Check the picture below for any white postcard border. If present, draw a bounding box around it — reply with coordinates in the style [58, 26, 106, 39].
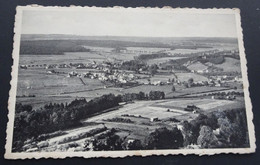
[5, 6, 256, 159]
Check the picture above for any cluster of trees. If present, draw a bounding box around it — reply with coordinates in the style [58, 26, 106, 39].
[90, 127, 184, 151]
[198, 55, 225, 64]
[90, 128, 123, 151]
[203, 71, 241, 77]
[120, 60, 159, 75]
[120, 60, 147, 72]
[106, 117, 134, 123]
[181, 78, 194, 88]
[145, 127, 184, 149]
[206, 91, 244, 97]
[181, 108, 249, 148]
[165, 59, 189, 71]
[148, 64, 159, 76]
[136, 53, 170, 60]
[13, 94, 121, 152]
[120, 91, 165, 102]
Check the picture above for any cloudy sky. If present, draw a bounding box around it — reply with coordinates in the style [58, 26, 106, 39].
[21, 8, 238, 38]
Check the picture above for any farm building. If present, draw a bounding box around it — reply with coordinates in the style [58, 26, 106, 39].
[184, 105, 200, 112]
[150, 117, 159, 122]
[20, 65, 27, 69]
[68, 71, 78, 77]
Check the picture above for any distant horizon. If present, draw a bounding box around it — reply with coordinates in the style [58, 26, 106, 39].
[21, 34, 238, 39]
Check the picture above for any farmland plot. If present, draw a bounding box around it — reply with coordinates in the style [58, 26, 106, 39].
[60, 87, 123, 99]
[175, 72, 208, 82]
[84, 99, 189, 123]
[17, 70, 105, 96]
[156, 98, 241, 111]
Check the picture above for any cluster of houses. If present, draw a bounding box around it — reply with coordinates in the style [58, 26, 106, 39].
[20, 64, 47, 69]
[209, 75, 243, 85]
[67, 69, 138, 84]
[176, 75, 242, 88]
[20, 60, 120, 71]
[211, 95, 236, 100]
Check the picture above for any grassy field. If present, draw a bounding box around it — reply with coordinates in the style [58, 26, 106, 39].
[146, 57, 186, 65]
[81, 97, 237, 123]
[17, 69, 105, 95]
[19, 52, 106, 65]
[155, 98, 238, 110]
[150, 74, 177, 82]
[215, 57, 241, 72]
[175, 72, 208, 82]
[17, 67, 108, 107]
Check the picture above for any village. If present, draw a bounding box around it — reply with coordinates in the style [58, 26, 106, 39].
[14, 37, 247, 153]
[19, 48, 242, 92]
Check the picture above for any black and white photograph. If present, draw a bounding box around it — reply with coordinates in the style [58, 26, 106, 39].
[5, 6, 255, 159]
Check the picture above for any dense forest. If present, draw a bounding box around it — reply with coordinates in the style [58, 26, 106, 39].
[20, 40, 90, 55]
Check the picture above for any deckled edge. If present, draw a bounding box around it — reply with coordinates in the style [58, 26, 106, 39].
[234, 7, 256, 153]
[4, 5, 256, 160]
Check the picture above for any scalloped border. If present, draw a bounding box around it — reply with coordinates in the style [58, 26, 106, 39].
[4, 5, 256, 159]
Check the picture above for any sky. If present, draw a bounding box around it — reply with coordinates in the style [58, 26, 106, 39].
[21, 8, 238, 38]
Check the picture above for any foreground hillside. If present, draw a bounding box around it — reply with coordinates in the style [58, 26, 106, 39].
[13, 92, 249, 152]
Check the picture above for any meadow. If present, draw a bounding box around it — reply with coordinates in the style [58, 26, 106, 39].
[215, 57, 241, 72]
[175, 72, 208, 82]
